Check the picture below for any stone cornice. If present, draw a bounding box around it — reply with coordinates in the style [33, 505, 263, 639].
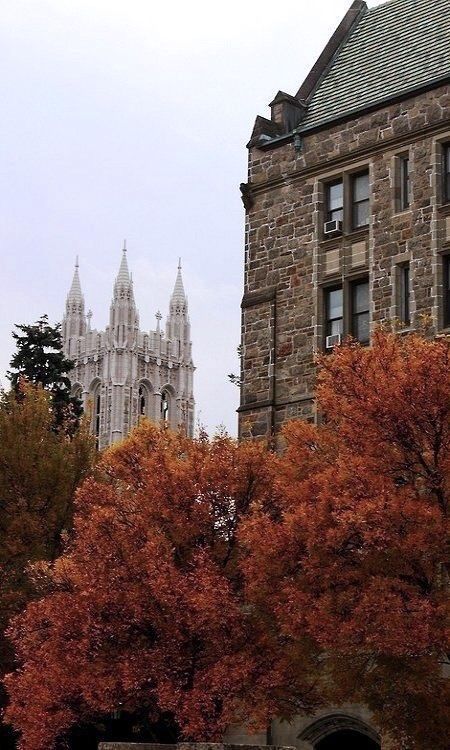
[247, 118, 450, 199]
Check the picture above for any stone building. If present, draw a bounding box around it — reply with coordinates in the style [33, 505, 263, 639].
[62, 245, 195, 448]
[237, 0, 450, 746]
[239, 0, 450, 445]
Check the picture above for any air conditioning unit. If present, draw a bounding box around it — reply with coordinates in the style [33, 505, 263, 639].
[324, 219, 343, 236]
[326, 333, 342, 349]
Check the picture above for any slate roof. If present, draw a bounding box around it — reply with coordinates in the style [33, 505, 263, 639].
[299, 0, 450, 131]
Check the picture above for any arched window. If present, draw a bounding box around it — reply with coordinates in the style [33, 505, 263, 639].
[95, 392, 101, 436]
[71, 384, 83, 413]
[90, 382, 101, 447]
[161, 390, 170, 423]
[137, 382, 153, 422]
[139, 386, 146, 416]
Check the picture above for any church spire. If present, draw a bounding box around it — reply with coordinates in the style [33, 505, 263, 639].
[171, 258, 187, 305]
[109, 242, 139, 339]
[62, 256, 86, 355]
[67, 256, 84, 303]
[115, 241, 131, 290]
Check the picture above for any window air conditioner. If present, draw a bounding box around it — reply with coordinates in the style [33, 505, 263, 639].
[324, 219, 343, 236]
[325, 333, 342, 349]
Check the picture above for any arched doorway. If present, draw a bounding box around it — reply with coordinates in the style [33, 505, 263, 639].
[316, 728, 380, 750]
[298, 713, 380, 750]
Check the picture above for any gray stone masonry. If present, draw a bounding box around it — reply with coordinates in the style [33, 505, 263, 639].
[239, 83, 450, 441]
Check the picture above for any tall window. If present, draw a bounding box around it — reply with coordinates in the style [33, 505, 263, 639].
[352, 172, 370, 229]
[325, 287, 344, 337]
[444, 145, 450, 203]
[91, 385, 101, 447]
[398, 263, 410, 325]
[400, 157, 411, 210]
[161, 391, 169, 423]
[444, 256, 450, 327]
[138, 386, 146, 418]
[326, 180, 344, 223]
[351, 280, 370, 343]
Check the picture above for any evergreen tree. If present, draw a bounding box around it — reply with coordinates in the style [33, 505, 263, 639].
[8, 315, 82, 432]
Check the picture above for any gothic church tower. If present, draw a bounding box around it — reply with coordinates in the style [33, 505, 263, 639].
[62, 245, 195, 448]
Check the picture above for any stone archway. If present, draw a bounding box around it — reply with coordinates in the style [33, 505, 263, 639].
[298, 713, 380, 750]
[316, 728, 380, 750]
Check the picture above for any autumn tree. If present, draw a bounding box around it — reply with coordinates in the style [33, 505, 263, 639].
[8, 315, 82, 432]
[4, 423, 314, 750]
[0, 386, 95, 749]
[242, 330, 450, 749]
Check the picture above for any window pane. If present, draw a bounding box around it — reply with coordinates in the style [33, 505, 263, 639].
[444, 146, 450, 202]
[400, 265, 410, 323]
[445, 257, 450, 327]
[329, 207, 344, 223]
[353, 281, 369, 313]
[401, 158, 410, 209]
[328, 182, 343, 211]
[354, 199, 369, 228]
[330, 318, 343, 336]
[353, 172, 369, 202]
[354, 312, 370, 343]
[327, 288, 343, 319]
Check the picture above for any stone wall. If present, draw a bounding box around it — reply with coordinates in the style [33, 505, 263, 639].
[239, 83, 450, 440]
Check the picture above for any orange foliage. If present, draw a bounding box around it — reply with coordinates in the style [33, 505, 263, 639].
[5, 332, 450, 750]
[242, 331, 450, 748]
[4, 425, 282, 750]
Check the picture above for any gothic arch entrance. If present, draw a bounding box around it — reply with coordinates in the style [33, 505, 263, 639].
[316, 729, 380, 750]
[298, 714, 380, 750]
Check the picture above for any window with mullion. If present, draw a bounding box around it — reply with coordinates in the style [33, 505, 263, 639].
[444, 146, 450, 203]
[325, 287, 344, 338]
[352, 172, 370, 229]
[444, 256, 450, 327]
[400, 157, 411, 210]
[326, 180, 344, 223]
[351, 280, 370, 343]
[398, 263, 410, 326]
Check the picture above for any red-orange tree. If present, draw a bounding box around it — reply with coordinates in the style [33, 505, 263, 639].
[242, 331, 450, 749]
[5, 424, 310, 750]
[0, 385, 94, 749]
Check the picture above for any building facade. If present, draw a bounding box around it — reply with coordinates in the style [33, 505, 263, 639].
[62, 246, 195, 448]
[238, 0, 450, 746]
[239, 0, 450, 445]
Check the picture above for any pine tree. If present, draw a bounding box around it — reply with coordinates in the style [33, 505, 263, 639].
[8, 315, 81, 432]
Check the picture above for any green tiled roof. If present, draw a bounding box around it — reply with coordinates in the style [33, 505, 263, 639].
[300, 0, 450, 131]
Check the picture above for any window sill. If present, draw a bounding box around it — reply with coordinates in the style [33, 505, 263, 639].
[347, 227, 369, 239]
[319, 227, 369, 246]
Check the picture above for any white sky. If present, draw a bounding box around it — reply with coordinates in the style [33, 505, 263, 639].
[0, 0, 385, 434]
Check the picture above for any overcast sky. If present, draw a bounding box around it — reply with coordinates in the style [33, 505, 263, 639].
[1, 0, 384, 434]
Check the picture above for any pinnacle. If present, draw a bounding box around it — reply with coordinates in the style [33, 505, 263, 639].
[67, 257, 84, 303]
[172, 259, 186, 303]
[116, 243, 131, 287]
